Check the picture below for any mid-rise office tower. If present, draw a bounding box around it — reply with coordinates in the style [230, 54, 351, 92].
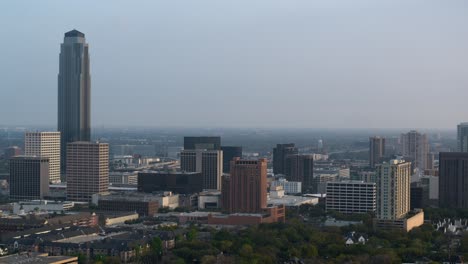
[284, 154, 314, 192]
[369, 136, 385, 168]
[439, 152, 468, 208]
[58, 30, 91, 172]
[400, 130, 429, 170]
[222, 158, 267, 213]
[184, 136, 221, 150]
[273, 143, 298, 175]
[9, 156, 49, 200]
[376, 159, 411, 220]
[25, 132, 61, 183]
[180, 149, 223, 190]
[221, 146, 242, 173]
[457, 123, 468, 152]
[66, 142, 108, 202]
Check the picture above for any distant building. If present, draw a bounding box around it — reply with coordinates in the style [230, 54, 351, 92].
[184, 136, 221, 150]
[376, 159, 411, 220]
[198, 190, 221, 209]
[312, 173, 338, 194]
[66, 142, 109, 202]
[109, 171, 138, 185]
[284, 154, 314, 192]
[9, 156, 50, 201]
[222, 158, 267, 213]
[272, 143, 298, 175]
[270, 178, 302, 194]
[207, 205, 286, 226]
[137, 171, 203, 194]
[180, 149, 223, 190]
[221, 146, 242, 173]
[268, 186, 319, 207]
[93, 192, 159, 216]
[326, 181, 376, 214]
[58, 30, 91, 172]
[439, 152, 468, 208]
[457, 122, 468, 152]
[400, 130, 429, 170]
[25, 131, 61, 183]
[358, 171, 376, 183]
[369, 136, 385, 168]
[3, 146, 21, 159]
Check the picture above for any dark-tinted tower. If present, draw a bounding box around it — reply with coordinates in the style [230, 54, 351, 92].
[58, 29, 91, 172]
[273, 143, 298, 175]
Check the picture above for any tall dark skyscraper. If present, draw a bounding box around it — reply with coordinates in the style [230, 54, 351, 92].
[58, 29, 91, 172]
[369, 136, 385, 168]
[184, 136, 221, 150]
[273, 143, 298, 175]
[221, 146, 242, 173]
[439, 152, 468, 209]
[285, 154, 314, 192]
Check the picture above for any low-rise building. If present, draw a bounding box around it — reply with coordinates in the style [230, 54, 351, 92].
[373, 209, 424, 232]
[198, 191, 221, 209]
[270, 178, 302, 194]
[93, 192, 159, 216]
[207, 205, 286, 226]
[12, 200, 75, 214]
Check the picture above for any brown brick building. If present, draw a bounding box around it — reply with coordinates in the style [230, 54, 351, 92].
[222, 158, 267, 213]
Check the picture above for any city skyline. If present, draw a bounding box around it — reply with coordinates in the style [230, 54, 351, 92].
[1, 1, 468, 129]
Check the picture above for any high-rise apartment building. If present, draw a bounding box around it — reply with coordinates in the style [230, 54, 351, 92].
[58, 30, 91, 172]
[400, 130, 429, 170]
[284, 154, 314, 192]
[439, 152, 468, 208]
[9, 156, 49, 200]
[457, 123, 468, 152]
[222, 158, 267, 213]
[180, 149, 223, 190]
[376, 159, 411, 220]
[369, 136, 385, 168]
[184, 136, 221, 150]
[326, 181, 376, 214]
[25, 132, 61, 183]
[221, 146, 242, 173]
[273, 143, 298, 175]
[66, 142, 108, 202]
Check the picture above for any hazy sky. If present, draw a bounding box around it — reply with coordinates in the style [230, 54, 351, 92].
[1, 1, 468, 129]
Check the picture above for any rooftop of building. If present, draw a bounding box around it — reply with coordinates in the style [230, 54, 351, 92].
[0, 253, 77, 264]
[65, 29, 84, 38]
[268, 195, 319, 207]
[98, 191, 175, 201]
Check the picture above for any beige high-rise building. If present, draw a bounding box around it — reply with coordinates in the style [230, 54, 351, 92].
[400, 130, 429, 170]
[180, 149, 223, 190]
[66, 142, 109, 202]
[376, 159, 411, 220]
[25, 132, 61, 183]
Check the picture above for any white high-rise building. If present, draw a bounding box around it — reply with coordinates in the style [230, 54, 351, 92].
[376, 159, 411, 220]
[326, 181, 376, 214]
[25, 132, 61, 183]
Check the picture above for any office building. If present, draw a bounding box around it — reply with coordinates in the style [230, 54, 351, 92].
[25, 132, 61, 183]
[458, 123, 468, 152]
[326, 181, 376, 214]
[94, 192, 159, 216]
[272, 143, 298, 175]
[270, 178, 302, 194]
[284, 154, 314, 192]
[369, 136, 385, 168]
[58, 30, 91, 172]
[184, 136, 221, 150]
[439, 152, 468, 208]
[3, 146, 21, 159]
[9, 156, 49, 200]
[376, 159, 411, 220]
[221, 146, 242, 173]
[400, 130, 429, 170]
[180, 149, 223, 190]
[66, 142, 109, 202]
[222, 158, 267, 213]
[137, 171, 203, 194]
